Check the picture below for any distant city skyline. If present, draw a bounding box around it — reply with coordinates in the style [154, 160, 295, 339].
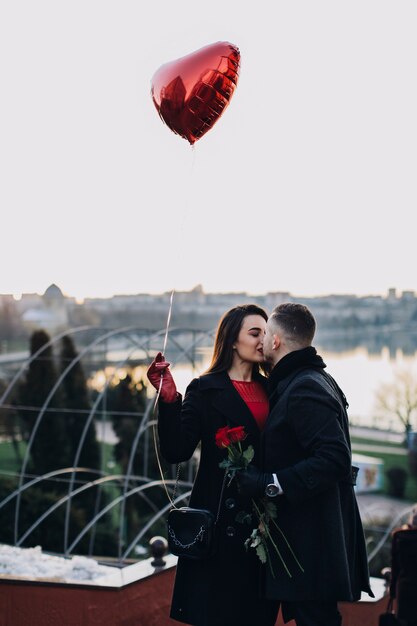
[3, 281, 416, 343]
[1, 2, 416, 303]
[1, 282, 415, 303]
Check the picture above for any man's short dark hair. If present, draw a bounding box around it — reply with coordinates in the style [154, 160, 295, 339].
[270, 303, 316, 346]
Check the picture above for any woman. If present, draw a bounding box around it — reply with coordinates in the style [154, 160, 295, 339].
[147, 304, 279, 626]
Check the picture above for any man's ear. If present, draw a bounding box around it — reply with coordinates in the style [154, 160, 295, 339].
[272, 334, 281, 350]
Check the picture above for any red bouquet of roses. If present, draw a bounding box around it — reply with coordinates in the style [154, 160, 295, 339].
[215, 426, 254, 485]
[215, 425, 304, 579]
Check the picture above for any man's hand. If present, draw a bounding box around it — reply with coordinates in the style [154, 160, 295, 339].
[237, 465, 273, 498]
[146, 352, 178, 403]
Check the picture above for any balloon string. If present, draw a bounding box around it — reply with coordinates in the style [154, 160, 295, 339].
[152, 287, 177, 508]
[162, 287, 175, 355]
[154, 286, 174, 399]
[151, 147, 196, 508]
[159, 145, 195, 358]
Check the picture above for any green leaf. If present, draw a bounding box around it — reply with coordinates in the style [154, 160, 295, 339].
[242, 445, 255, 464]
[256, 543, 268, 564]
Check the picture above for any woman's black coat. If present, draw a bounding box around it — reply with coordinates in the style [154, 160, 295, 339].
[158, 371, 278, 626]
[261, 354, 374, 602]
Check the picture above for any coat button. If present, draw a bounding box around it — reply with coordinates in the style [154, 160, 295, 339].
[225, 498, 236, 510]
[226, 526, 236, 537]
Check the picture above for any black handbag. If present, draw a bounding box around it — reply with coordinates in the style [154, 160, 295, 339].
[166, 466, 227, 560]
[167, 507, 216, 559]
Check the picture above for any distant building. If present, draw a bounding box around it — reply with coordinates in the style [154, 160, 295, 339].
[20, 284, 69, 334]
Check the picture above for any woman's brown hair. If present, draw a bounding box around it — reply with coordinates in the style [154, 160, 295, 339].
[205, 304, 268, 375]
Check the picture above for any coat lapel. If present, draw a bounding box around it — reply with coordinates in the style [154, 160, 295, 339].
[199, 371, 263, 438]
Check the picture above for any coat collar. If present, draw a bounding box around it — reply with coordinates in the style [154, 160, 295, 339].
[198, 370, 266, 436]
[268, 365, 323, 410]
[267, 347, 326, 409]
[268, 347, 325, 391]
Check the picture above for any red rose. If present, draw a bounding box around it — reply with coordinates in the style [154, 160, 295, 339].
[228, 426, 247, 443]
[215, 426, 231, 448]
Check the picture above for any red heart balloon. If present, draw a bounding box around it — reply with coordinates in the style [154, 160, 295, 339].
[151, 41, 240, 145]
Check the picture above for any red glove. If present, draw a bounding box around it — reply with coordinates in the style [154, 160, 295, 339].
[146, 352, 178, 403]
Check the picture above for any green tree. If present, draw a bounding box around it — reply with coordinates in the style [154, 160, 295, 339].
[58, 334, 103, 536]
[0, 378, 22, 464]
[109, 373, 147, 475]
[17, 330, 70, 481]
[59, 335, 100, 471]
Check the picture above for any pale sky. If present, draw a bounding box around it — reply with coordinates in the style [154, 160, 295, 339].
[1, 1, 416, 301]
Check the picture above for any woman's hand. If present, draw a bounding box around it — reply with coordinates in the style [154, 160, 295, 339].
[146, 352, 178, 403]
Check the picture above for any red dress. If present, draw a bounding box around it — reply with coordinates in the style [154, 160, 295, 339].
[231, 380, 269, 430]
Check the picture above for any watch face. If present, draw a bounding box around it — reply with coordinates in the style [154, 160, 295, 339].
[265, 483, 279, 497]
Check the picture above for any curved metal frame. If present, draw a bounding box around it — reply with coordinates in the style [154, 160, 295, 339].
[17, 474, 184, 548]
[14, 326, 164, 543]
[0, 325, 215, 559]
[66, 480, 192, 555]
[62, 329, 166, 554]
[0, 467, 103, 511]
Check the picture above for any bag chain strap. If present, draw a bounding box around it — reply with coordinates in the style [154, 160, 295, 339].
[168, 524, 207, 550]
[170, 462, 182, 505]
[167, 470, 228, 550]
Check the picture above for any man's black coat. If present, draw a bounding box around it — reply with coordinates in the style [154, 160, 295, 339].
[261, 347, 373, 602]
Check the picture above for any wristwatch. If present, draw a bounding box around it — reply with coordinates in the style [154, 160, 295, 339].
[265, 473, 281, 497]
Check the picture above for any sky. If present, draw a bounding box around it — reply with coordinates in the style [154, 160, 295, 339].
[1, 1, 416, 301]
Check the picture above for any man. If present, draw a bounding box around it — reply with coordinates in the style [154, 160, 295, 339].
[238, 303, 373, 626]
